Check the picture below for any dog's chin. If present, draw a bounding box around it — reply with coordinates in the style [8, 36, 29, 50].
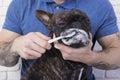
[60, 28, 90, 48]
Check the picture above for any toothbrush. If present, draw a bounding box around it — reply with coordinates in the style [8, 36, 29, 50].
[48, 31, 76, 43]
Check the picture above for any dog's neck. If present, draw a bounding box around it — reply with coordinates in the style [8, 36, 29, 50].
[54, 0, 65, 4]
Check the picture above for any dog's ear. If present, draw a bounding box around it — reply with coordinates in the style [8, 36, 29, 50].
[35, 10, 53, 29]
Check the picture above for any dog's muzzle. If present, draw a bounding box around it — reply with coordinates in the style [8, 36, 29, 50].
[60, 28, 90, 46]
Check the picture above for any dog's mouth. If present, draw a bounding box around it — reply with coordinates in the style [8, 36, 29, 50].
[60, 28, 90, 46]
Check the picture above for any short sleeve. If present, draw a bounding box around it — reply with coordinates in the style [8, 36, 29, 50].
[95, 2, 119, 39]
[3, 0, 22, 34]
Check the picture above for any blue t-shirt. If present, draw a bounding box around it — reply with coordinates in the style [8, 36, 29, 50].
[3, 0, 119, 80]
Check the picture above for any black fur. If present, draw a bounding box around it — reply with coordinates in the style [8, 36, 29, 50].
[21, 9, 91, 80]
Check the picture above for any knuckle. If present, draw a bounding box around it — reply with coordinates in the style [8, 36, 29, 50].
[62, 53, 68, 60]
[63, 56, 68, 60]
[43, 42, 47, 47]
[41, 48, 46, 53]
[38, 53, 42, 57]
[27, 43, 32, 49]
[25, 43, 29, 48]
[42, 42, 48, 48]
[25, 40, 32, 48]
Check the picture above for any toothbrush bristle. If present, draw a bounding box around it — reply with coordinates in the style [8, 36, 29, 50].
[67, 31, 76, 37]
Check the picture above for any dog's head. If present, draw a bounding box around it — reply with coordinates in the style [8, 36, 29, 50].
[35, 9, 91, 48]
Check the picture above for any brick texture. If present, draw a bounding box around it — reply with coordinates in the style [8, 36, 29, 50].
[0, 0, 120, 80]
[0, 0, 12, 30]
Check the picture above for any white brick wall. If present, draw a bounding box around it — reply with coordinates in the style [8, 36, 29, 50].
[0, 0, 120, 80]
[0, 0, 12, 30]
[110, 0, 120, 29]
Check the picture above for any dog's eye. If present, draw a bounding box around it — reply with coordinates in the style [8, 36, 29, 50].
[58, 23, 66, 27]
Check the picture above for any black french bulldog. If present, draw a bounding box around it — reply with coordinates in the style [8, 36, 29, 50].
[21, 9, 91, 80]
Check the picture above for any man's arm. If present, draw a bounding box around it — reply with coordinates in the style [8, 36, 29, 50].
[92, 32, 120, 70]
[0, 29, 20, 67]
[0, 29, 52, 67]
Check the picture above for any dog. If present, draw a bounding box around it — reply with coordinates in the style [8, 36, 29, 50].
[21, 9, 91, 80]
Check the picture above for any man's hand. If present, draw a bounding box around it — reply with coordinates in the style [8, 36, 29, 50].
[54, 32, 120, 70]
[54, 39, 96, 65]
[11, 32, 51, 59]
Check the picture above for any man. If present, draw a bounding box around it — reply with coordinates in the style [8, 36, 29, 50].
[0, 0, 120, 80]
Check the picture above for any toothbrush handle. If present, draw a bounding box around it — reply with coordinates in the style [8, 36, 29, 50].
[48, 36, 63, 43]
